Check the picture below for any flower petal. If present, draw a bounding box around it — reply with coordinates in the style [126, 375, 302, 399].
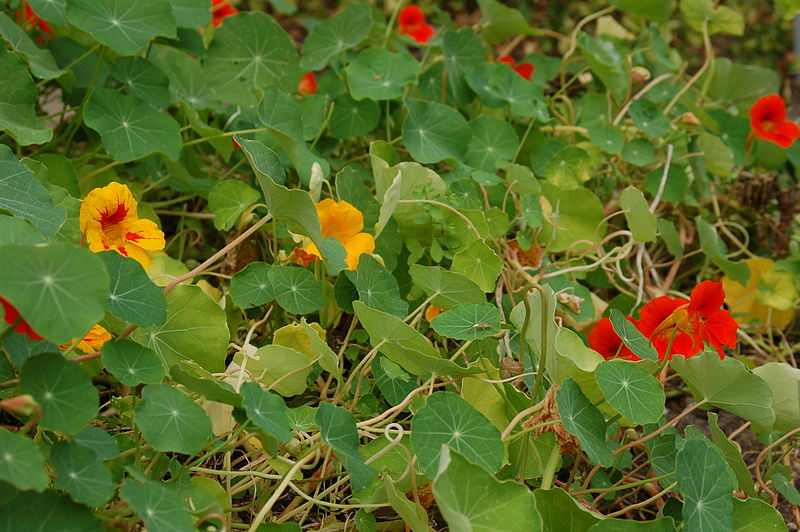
[341, 232, 375, 270]
[688, 280, 725, 317]
[119, 243, 153, 269]
[589, 318, 639, 361]
[124, 218, 166, 251]
[637, 296, 687, 336]
[79, 182, 138, 233]
[316, 198, 365, 241]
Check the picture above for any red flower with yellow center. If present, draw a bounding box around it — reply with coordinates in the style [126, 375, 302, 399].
[79, 182, 165, 269]
[397, 5, 434, 44]
[588, 317, 639, 361]
[211, 0, 239, 27]
[298, 72, 318, 95]
[1, 296, 43, 341]
[303, 199, 375, 270]
[636, 281, 738, 360]
[749, 94, 800, 148]
[498, 55, 535, 80]
[59, 324, 111, 353]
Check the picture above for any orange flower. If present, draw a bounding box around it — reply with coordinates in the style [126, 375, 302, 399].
[211, 0, 239, 27]
[425, 305, 443, 322]
[1, 296, 43, 341]
[298, 72, 318, 95]
[303, 199, 375, 270]
[749, 94, 800, 148]
[397, 5, 434, 44]
[289, 246, 318, 267]
[79, 182, 165, 269]
[498, 56, 534, 80]
[59, 324, 111, 353]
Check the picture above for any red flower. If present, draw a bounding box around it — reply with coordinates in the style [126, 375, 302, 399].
[289, 247, 318, 267]
[499, 55, 535, 80]
[1, 296, 44, 341]
[749, 94, 800, 149]
[16, 2, 53, 39]
[211, 0, 239, 27]
[397, 5, 434, 44]
[298, 72, 317, 95]
[589, 317, 640, 361]
[636, 281, 738, 360]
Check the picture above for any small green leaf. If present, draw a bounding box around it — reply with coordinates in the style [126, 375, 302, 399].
[556, 378, 616, 466]
[609, 0, 673, 23]
[595, 359, 665, 424]
[135, 383, 212, 455]
[65, 0, 177, 56]
[622, 138, 657, 166]
[170, 0, 211, 28]
[0, 491, 104, 531]
[301, 4, 372, 71]
[402, 99, 471, 164]
[102, 339, 166, 386]
[347, 255, 407, 318]
[545, 146, 594, 189]
[451, 239, 503, 293]
[208, 180, 260, 231]
[696, 217, 750, 285]
[536, 182, 607, 253]
[442, 28, 484, 105]
[0, 48, 51, 145]
[84, 88, 182, 163]
[315, 402, 376, 492]
[73, 425, 119, 460]
[430, 303, 502, 340]
[120, 478, 194, 532]
[235, 345, 311, 397]
[408, 265, 486, 309]
[411, 391, 504, 477]
[240, 381, 293, 443]
[466, 116, 518, 171]
[0, 146, 66, 235]
[170, 360, 241, 406]
[588, 124, 624, 155]
[0, 427, 48, 492]
[680, 0, 744, 36]
[100, 251, 167, 326]
[620, 186, 658, 243]
[268, 266, 323, 315]
[21, 352, 99, 434]
[51, 442, 114, 507]
[346, 48, 420, 101]
[771, 473, 800, 506]
[230, 262, 275, 309]
[697, 132, 734, 179]
[609, 309, 659, 361]
[477, 0, 533, 44]
[658, 219, 684, 259]
[676, 438, 736, 531]
[577, 33, 628, 102]
[629, 99, 671, 138]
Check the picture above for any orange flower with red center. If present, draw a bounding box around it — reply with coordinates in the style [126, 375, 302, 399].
[303, 199, 375, 270]
[211, 0, 239, 27]
[749, 94, 800, 148]
[588, 317, 639, 361]
[298, 72, 318, 95]
[79, 182, 165, 269]
[636, 281, 738, 360]
[498, 56, 535, 80]
[1, 296, 43, 341]
[59, 324, 111, 353]
[397, 5, 434, 44]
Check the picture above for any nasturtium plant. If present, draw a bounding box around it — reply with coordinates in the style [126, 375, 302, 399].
[0, 0, 798, 530]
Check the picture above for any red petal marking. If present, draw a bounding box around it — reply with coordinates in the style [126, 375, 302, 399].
[99, 202, 129, 228]
[117, 245, 130, 257]
[688, 280, 725, 317]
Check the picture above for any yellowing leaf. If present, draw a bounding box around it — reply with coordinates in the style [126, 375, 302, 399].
[721, 257, 796, 331]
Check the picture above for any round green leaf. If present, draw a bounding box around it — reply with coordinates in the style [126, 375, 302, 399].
[622, 138, 657, 166]
[753, 362, 800, 432]
[346, 48, 420, 101]
[51, 442, 114, 507]
[109, 56, 170, 108]
[595, 360, 665, 424]
[451, 239, 503, 293]
[346, 255, 407, 318]
[430, 303, 502, 340]
[411, 391, 504, 478]
[100, 251, 167, 327]
[230, 262, 275, 309]
[135, 383, 212, 455]
[465, 115, 518, 171]
[536, 182, 607, 253]
[65, 0, 177, 56]
[676, 438, 736, 532]
[329, 94, 380, 139]
[131, 285, 230, 373]
[0, 48, 52, 145]
[408, 265, 486, 310]
[0, 490, 103, 532]
[402, 99, 471, 163]
[268, 266, 323, 315]
[120, 478, 194, 532]
[240, 382, 293, 443]
[235, 345, 311, 397]
[545, 146, 594, 189]
[207, 179, 260, 231]
[300, 3, 372, 71]
[102, 339, 166, 386]
[629, 99, 671, 138]
[74, 425, 119, 461]
[0, 427, 48, 492]
[21, 352, 99, 434]
[588, 124, 624, 154]
[84, 88, 182, 163]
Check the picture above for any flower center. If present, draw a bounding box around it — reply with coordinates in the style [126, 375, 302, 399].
[652, 303, 694, 339]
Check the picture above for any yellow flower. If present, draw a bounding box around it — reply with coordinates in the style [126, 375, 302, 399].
[304, 199, 375, 270]
[59, 324, 111, 353]
[79, 182, 165, 269]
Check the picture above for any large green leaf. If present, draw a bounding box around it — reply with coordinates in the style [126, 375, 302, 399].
[229, 262, 275, 309]
[672, 351, 775, 430]
[84, 88, 182, 163]
[73, 425, 119, 460]
[347, 255, 407, 318]
[433, 448, 541, 531]
[109, 56, 171, 109]
[442, 28, 484, 105]
[595, 359, 665, 424]
[0, 491, 103, 532]
[329, 94, 381, 139]
[430, 303, 502, 340]
[0, 12, 64, 79]
[556, 378, 616, 466]
[170, 0, 211, 28]
[466, 115, 518, 171]
[408, 265, 486, 310]
[131, 285, 230, 373]
[315, 402, 375, 492]
[0, 244, 108, 343]
[676, 438, 736, 532]
[451, 239, 503, 292]
[204, 12, 299, 105]
[207, 179, 260, 231]
[577, 33, 628, 102]
[234, 344, 311, 397]
[51, 442, 114, 507]
[120, 478, 195, 532]
[268, 266, 324, 315]
[535, 487, 602, 532]
[402, 99, 471, 163]
[0, 48, 51, 145]
[65, 0, 177, 56]
[411, 391, 504, 478]
[732, 497, 788, 532]
[752, 362, 800, 432]
[301, 3, 371, 70]
[620, 186, 658, 243]
[589, 518, 677, 531]
[101, 339, 166, 386]
[536, 182, 607, 253]
[0, 427, 48, 492]
[0, 145, 65, 235]
[100, 251, 166, 326]
[27, 0, 68, 25]
[240, 381, 293, 443]
[21, 352, 99, 434]
[346, 48, 420, 101]
[135, 383, 212, 455]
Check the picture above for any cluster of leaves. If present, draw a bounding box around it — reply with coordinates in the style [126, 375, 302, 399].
[0, 0, 799, 530]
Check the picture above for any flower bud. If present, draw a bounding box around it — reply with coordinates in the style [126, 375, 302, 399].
[681, 112, 701, 126]
[631, 66, 651, 84]
[309, 162, 323, 203]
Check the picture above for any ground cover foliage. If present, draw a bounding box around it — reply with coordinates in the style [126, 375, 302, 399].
[0, 0, 799, 530]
